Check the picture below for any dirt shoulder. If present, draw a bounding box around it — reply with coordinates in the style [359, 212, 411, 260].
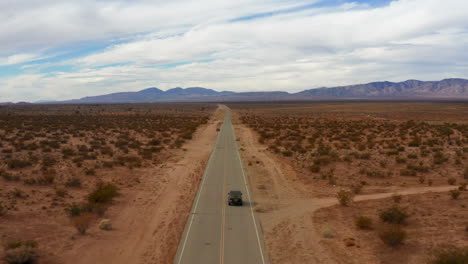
[231, 110, 465, 264]
[57, 108, 223, 264]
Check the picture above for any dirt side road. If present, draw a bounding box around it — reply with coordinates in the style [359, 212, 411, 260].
[59, 108, 223, 264]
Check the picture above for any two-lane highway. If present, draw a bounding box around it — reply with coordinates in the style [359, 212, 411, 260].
[174, 111, 268, 264]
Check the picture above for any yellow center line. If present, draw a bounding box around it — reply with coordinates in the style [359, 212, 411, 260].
[220, 131, 227, 264]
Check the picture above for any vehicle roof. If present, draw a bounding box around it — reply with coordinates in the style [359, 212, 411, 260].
[228, 190, 242, 195]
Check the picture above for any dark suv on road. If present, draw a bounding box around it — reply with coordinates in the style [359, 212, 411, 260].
[228, 190, 243, 206]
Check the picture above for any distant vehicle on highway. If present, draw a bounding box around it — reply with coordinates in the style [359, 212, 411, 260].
[228, 190, 243, 206]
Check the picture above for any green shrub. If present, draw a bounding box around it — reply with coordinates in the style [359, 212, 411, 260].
[336, 190, 354, 206]
[429, 245, 468, 264]
[379, 206, 408, 224]
[66, 203, 84, 217]
[379, 224, 406, 247]
[87, 183, 118, 204]
[355, 216, 373, 229]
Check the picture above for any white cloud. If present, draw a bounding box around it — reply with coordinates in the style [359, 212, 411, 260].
[1, 0, 468, 101]
[0, 53, 42, 66]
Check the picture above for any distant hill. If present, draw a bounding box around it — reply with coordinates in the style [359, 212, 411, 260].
[293, 78, 468, 99]
[61, 87, 234, 103]
[42, 78, 468, 104]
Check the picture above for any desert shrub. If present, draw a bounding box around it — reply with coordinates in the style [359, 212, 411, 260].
[309, 165, 321, 173]
[392, 193, 402, 203]
[429, 245, 468, 264]
[351, 184, 363, 194]
[87, 183, 118, 204]
[450, 190, 461, 200]
[148, 138, 160, 146]
[84, 168, 96, 176]
[66, 203, 84, 217]
[355, 216, 373, 229]
[7, 159, 32, 169]
[448, 177, 457, 185]
[102, 161, 114, 168]
[0, 203, 5, 216]
[1, 171, 20, 182]
[379, 206, 408, 224]
[55, 189, 67, 198]
[41, 156, 57, 167]
[72, 214, 93, 235]
[459, 183, 467, 191]
[379, 224, 407, 247]
[336, 190, 354, 206]
[400, 169, 417, 177]
[4, 240, 38, 264]
[396, 156, 407, 164]
[24, 175, 55, 185]
[419, 176, 426, 184]
[433, 152, 448, 165]
[61, 147, 75, 157]
[322, 228, 335, 238]
[12, 188, 25, 198]
[65, 177, 82, 188]
[281, 151, 293, 157]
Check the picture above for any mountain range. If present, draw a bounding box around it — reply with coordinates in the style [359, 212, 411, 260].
[3, 78, 467, 105]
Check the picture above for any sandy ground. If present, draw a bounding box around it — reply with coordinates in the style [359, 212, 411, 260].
[314, 191, 467, 264]
[231, 111, 464, 264]
[53, 108, 223, 264]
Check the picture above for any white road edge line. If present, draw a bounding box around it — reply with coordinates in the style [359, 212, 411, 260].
[176, 120, 223, 264]
[230, 116, 267, 264]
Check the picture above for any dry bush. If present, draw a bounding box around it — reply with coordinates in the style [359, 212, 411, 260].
[87, 183, 118, 204]
[379, 206, 409, 224]
[450, 190, 461, 200]
[7, 159, 32, 169]
[0, 203, 5, 216]
[392, 193, 402, 203]
[355, 216, 373, 230]
[4, 240, 38, 264]
[336, 190, 354, 206]
[379, 224, 407, 247]
[448, 177, 457, 185]
[65, 177, 82, 188]
[72, 214, 94, 234]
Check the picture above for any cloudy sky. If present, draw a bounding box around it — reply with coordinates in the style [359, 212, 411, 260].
[1, 0, 467, 102]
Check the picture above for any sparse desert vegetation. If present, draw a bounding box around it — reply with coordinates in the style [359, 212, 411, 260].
[231, 102, 467, 264]
[232, 102, 467, 195]
[0, 103, 215, 262]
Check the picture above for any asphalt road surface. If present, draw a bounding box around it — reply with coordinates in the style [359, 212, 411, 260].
[174, 111, 268, 264]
